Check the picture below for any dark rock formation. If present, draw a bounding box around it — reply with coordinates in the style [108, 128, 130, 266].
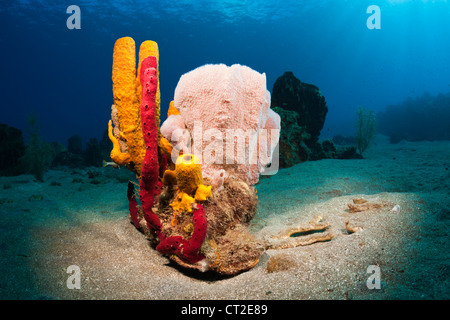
[19, 114, 50, 181]
[271, 72, 358, 167]
[272, 107, 310, 168]
[68, 134, 83, 155]
[99, 128, 113, 161]
[52, 132, 111, 168]
[378, 92, 450, 143]
[84, 138, 103, 167]
[0, 123, 26, 176]
[271, 71, 328, 147]
[332, 135, 356, 146]
[336, 146, 362, 160]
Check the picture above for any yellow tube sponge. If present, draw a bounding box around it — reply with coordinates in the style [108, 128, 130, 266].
[110, 37, 161, 176]
[112, 37, 137, 141]
[170, 192, 195, 213]
[108, 120, 131, 165]
[112, 37, 145, 172]
[175, 154, 203, 195]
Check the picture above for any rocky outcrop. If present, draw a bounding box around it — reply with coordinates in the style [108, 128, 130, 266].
[271, 71, 328, 147]
[271, 107, 310, 168]
[271, 72, 359, 167]
[0, 123, 26, 176]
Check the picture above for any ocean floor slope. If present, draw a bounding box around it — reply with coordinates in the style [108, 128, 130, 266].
[0, 135, 448, 299]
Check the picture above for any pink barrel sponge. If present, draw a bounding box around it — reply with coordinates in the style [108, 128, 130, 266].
[161, 64, 280, 185]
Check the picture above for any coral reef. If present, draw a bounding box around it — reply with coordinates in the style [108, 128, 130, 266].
[106, 38, 278, 275]
[105, 38, 350, 276]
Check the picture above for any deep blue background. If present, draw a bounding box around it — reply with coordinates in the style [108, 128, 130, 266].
[1, 0, 449, 145]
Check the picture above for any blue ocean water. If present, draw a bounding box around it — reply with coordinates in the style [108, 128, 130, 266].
[1, 0, 449, 145]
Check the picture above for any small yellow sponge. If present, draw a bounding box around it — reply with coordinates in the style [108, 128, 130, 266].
[108, 120, 131, 165]
[175, 154, 203, 195]
[167, 100, 180, 116]
[159, 137, 174, 157]
[195, 184, 212, 202]
[170, 192, 195, 213]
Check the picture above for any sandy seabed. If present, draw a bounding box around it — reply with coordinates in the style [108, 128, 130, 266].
[0, 135, 449, 300]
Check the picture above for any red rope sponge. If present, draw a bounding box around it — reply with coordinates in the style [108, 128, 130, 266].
[156, 204, 207, 264]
